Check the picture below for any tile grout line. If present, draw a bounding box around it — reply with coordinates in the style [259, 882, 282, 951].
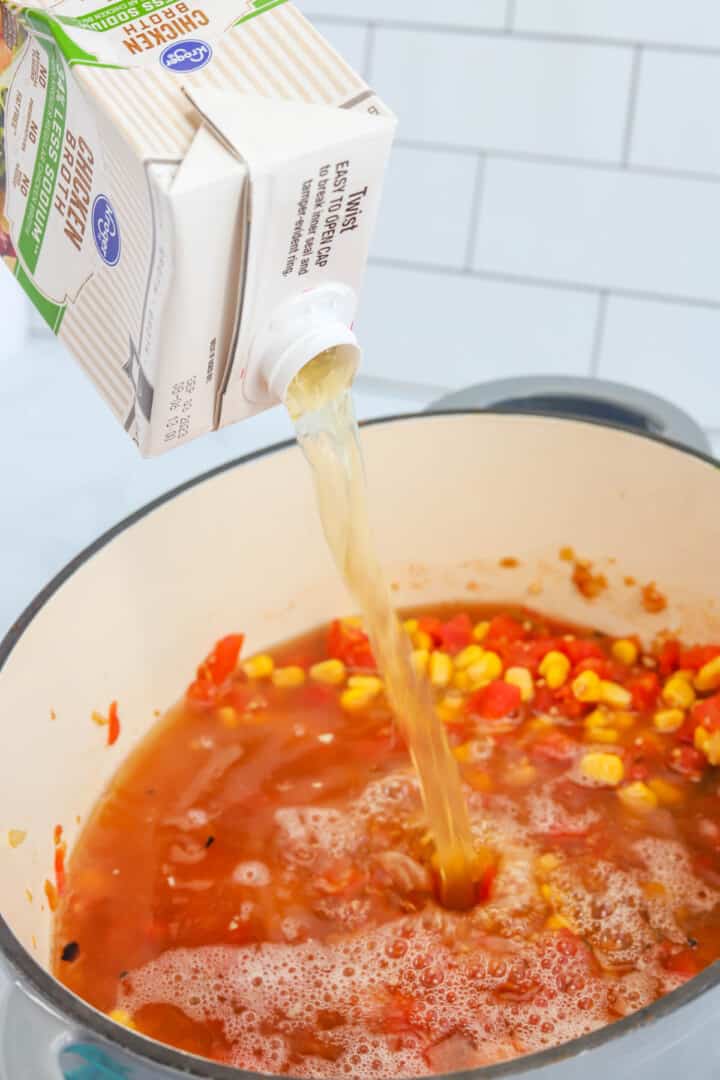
[362, 21, 377, 82]
[368, 255, 720, 311]
[590, 292, 610, 375]
[622, 46, 644, 167]
[464, 155, 486, 271]
[392, 138, 720, 186]
[505, 0, 516, 33]
[306, 14, 720, 58]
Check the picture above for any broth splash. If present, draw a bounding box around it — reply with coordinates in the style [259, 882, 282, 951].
[287, 354, 479, 908]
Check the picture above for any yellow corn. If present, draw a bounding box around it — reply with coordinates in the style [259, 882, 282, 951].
[696, 656, 720, 693]
[587, 727, 619, 744]
[412, 630, 433, 651]
[272, 666, 306, 689]
[572, 670, 603, 703]
[611, 639, 639, 666]
[585, 707, 612, 730]
[546, 913, 573, 932]
[452, 669, 470, 691]
[467, 651, 503, 690]
[536, 853, 561, 875]
[309, 659, 346, 686]
[695, 725, 720, 766]
[618, 781, 658, 813]
[505, 760, 537, 786]
[648, 777, 684, 807]
[600, 680, 632, 709]
[348, 675, 383, 696]
[654, 708, 685, 734]
[613, 711, 637, 730]
[217, 706, 240, 729]
[473, 620, 490, 642]
[403, 618, 419, 636]
[580, 751, 624, 787]
[505, 666, 535, 702]
[242, 654, 274, 680]
[455, 644, 485, 671]
[440, 692, 465, 715]
[465, 769, 492, 792]
[663, 673, 696, 710]
[340, 687, 377, 713]
[453, 741, 473, 763]
[429, 651, 454, 689]
[412, 649, 430, 677]
[538, 650, 571, 690]
[109, 1010, 137, 1030]
[528, 714, 554, 731]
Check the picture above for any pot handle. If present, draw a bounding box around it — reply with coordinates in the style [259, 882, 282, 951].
[427, 376, 713, 457]
[0, 977, 129, 1079]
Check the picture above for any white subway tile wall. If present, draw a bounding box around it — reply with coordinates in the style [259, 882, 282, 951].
[2, 0, 719, 454]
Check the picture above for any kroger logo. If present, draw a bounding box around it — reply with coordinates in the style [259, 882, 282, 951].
[91, 195, 121, 268]
[160, 39, 213, 73]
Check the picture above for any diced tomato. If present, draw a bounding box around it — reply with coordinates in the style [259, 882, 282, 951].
[573, 656, 613, 680]
[485, 615, 526, 649]
[439, 613, 473, 654]
[680, 645, 720, 671]
[186, 678, 217, 705]
[204, 634, 245, 686]
[662, 946, 699, 978]
[658, 640, 681, 677]
[466, 680, 521, 720]
[529, 731, 578, 765]
[300, 683, 336, 708]
[670, 745, 706, 780]
[327, 620, 375, 671]
[628, 761, 650, 782]
[380, 991, 418, 1035]
[561, 639, 605, 665]
[475, 861, 498, 903]
[107, 701, 120, 747]
[551, 684, 586, 719]
[693, 693, 720, 733]
[628, 672, 660, 712]
[417, 616, 444, 647]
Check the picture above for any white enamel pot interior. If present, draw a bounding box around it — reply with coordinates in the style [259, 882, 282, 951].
[1, 412, 720, 1080]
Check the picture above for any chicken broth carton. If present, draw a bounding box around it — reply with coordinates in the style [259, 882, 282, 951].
[0, 0, 395, 454]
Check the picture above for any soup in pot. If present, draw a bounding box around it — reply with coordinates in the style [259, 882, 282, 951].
[52, 606, 720, 1077]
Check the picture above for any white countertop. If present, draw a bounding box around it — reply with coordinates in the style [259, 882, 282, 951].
[0, 339, 432, 641]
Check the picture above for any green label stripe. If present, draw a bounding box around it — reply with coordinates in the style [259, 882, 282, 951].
[14, 263, 66, 333]
[17, 39, 67, 275]
[70, 0, 170, 33]
[236, 0, 288, 26]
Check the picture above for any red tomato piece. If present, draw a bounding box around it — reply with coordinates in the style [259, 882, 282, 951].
[186, 679, 217, 705]
[529, 731, 578, 765]
[670, 745, 706, 780]
[204, 634, 245, 686]
[475, 861, 498, 903]
[327, 620, 376, 671]
[658, 640, 680, 677]
[680, 645, 720, 671]
[417, 616, 444, 646]
[552, 684, 586, 719]
[439, 613, 473, 654]
[107, 701, 120, 747]
[467, 680, 522, 720]
[573, 656, 613, 680]
[693, 693, 720, 733]
[561, 639, 605, 665]
[662, 946, 699, 978]
[485, 615, 526, 648]
[628, 673, 660, 712]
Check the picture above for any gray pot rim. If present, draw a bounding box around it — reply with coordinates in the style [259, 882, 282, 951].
[1, 408, 719, 1080]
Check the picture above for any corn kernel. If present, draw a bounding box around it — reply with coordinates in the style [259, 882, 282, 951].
[539, 650, 571, 690]
[612, 639, 639, 666]
[473, 620, 490, 642]
[648, 777, 684, 807]
[695, 725, 720, 766]
[572, 670, 603, 703]
[242, 654, 274, 680]
[412, 630, 433, 651]
[467, 651, 503, 690]
[440, 692, 465, 715]
[618, 781, 658, 813]
[453, 742, 473, 763]
[429, 651, 454, 689]
[585, 707, 612, 730]
[108, 1010, 136, 1030]
[654, 708, 685, 734]
[536, 853, 561, 875]
[587, 727, 619, 744]
[546, 913, 573, 932]
[600, 680, 632, 709]
[613, 711, 637, 730]
[505, 666, 535, 702]
[455, 644, 485, 671]
[309, 659, 346, 686]
[217, 706, 240, 729]
[403, 618, 419, 636]
[272, 666, 306, 689]
[580, 751, 624, 787]
[696, 656, 720, 693]
[505, 761, 537, 786]
[643, 880, 666, 899]
[663, 674, 696, 710]
[412, 649, 430, 677]
[529, 714, 554, 731]
[452, 670, 470, 692]
[340, 688, 376, 713]
[465, 769, 492, 792]
[348, 675, 383, 697]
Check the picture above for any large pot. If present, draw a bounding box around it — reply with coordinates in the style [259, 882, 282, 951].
[1, 410, 719, 1080]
